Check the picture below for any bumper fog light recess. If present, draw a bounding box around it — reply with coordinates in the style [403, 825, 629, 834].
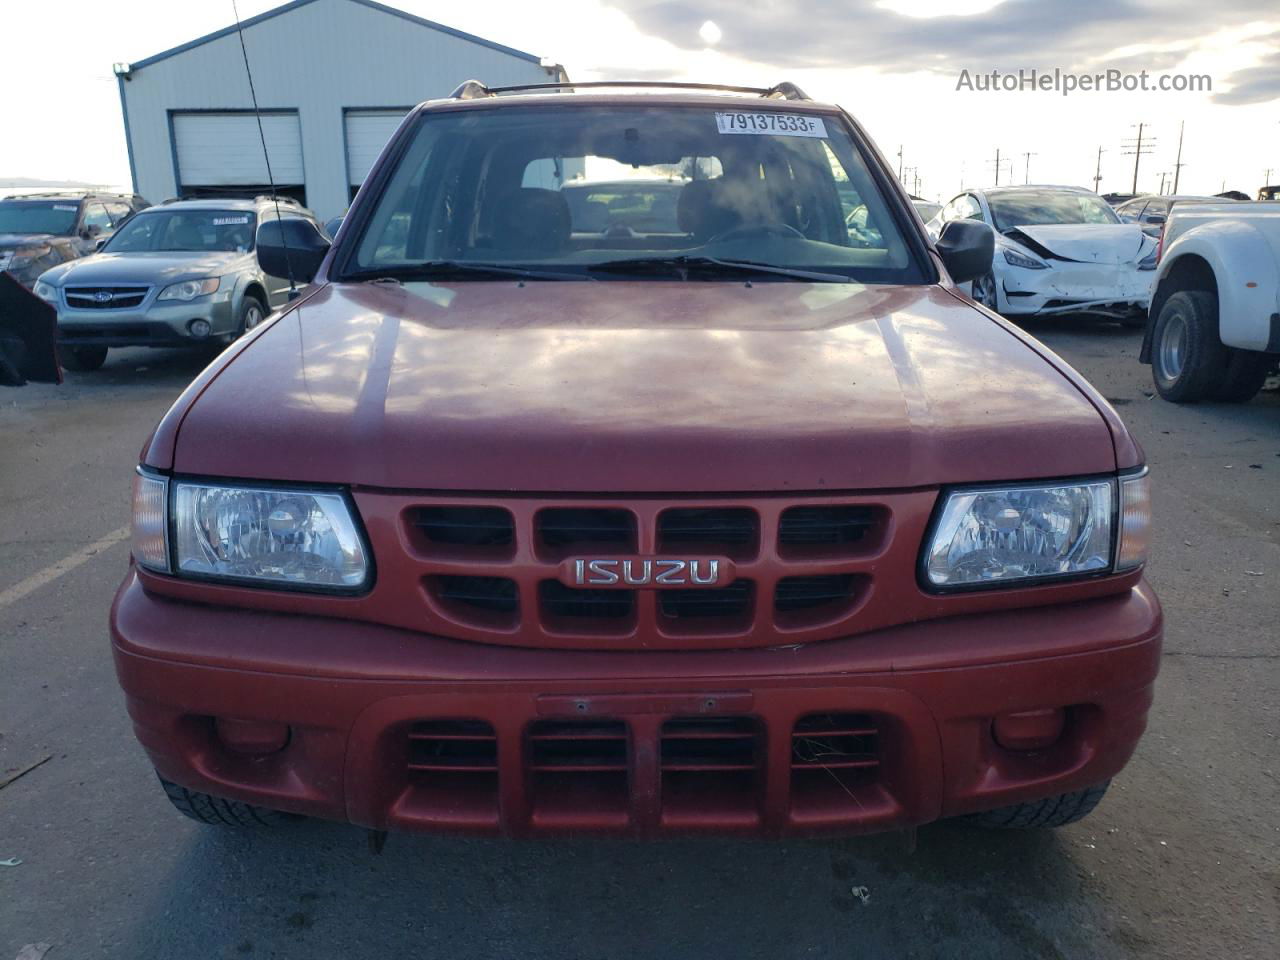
[215, 718, 290, 755]
[993, 708, 1065, 751]
[188, 318, 213, 339]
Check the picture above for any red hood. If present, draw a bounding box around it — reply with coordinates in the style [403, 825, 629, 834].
[159, 280, 1118, 491]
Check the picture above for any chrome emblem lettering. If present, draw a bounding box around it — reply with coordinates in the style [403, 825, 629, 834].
[572, 558, 722, 587]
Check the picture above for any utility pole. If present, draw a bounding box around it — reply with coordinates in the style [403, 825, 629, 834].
[1093, 146, 1106, 192]
[913, 170, 922, 195]
[1266, 168, 1275, 186]
[1172, 121, 1186, 193]
[990, 147, 1003, 186]
[1022, 151, 1037, 184]
[1158, 171, 1169, 195]
[897, 145, 904, 183]
[1122, 123, 1156, 194]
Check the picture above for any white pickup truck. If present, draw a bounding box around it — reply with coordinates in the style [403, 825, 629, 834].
[1141, 202, 1280, 403]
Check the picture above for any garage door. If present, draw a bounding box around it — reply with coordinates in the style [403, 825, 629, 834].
[345, 110, 408, 187]
[172, 112, 304, 187]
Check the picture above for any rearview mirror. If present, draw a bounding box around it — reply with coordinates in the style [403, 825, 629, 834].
[935, 219, 994, 285]
[1145, 214, 1166, 225]
[256, 218, 331, 283]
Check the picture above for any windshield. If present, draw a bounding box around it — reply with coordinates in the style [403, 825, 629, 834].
[987, 190, 1120, 232]
[105, 209, 257, 253]
[345, 104, 926, 283]
[0, 200, 80, 236]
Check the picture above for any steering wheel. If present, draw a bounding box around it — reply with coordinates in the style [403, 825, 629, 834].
[707, 222, 806, 244]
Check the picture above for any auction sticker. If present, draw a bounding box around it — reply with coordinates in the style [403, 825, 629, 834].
[212, 216, 251, 225]
[715, 112, 827, 138]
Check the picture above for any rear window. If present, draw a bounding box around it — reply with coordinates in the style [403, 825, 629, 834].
[345, 104, 927, 284]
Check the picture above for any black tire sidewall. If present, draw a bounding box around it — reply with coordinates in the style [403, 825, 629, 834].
[1151, 291, 1225, 403]
[62, 345, 108, 372]
[237, 295, 268, 337]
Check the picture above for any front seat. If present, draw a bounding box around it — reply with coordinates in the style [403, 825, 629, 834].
[491, 188, 572, 257]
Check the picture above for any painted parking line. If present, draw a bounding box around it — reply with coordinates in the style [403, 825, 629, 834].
[0, 526, 130, 609]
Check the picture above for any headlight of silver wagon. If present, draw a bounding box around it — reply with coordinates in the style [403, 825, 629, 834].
[172, 481, 369, 591]
[924, 479, 1115, 589]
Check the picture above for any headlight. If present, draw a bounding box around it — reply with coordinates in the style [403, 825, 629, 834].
[1003, 249, 1048, 270]
[158, 277, 220, 301]
[924, 478, 1114, 589]
[34, 280, 58, 301]
[170, 481, 370, 590]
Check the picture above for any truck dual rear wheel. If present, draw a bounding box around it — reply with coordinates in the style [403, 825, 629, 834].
[967, 781, 1110, 829]
[158, 775, 291, 827]
[1152, 290, 1268, 403]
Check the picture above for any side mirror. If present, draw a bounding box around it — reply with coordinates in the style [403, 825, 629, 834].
[256, 218, 331, 283]
[1144, 214, 1166, 225]
[935, 219, 994, 285]
[94, 236, 109, 251]
[82, 223, 101, 239]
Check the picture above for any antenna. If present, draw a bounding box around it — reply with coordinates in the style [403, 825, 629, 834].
[231, 0, 296, 298]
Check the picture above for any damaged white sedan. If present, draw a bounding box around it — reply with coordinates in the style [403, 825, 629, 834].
[930, 186, 1157, 323]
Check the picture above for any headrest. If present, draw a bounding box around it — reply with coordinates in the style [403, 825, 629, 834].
[492, 188, 571, 254]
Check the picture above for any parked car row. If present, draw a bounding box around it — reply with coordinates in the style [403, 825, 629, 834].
[18, 195, 324, 370]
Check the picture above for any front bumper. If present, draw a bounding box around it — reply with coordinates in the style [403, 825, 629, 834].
[1000, 260, 1155, 317]
[111, 573, 1162, 838]
[56, 296, 237, 347]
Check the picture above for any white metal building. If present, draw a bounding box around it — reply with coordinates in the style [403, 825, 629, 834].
[115, 0, 562, 220]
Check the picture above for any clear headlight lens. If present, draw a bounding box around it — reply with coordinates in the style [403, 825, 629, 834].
[173, 482, 369, 590]
[1003, 249, 1049, 270]
[158, 277, 220, 301]
[925, 479, 1114, 588]
[131, 469, 170, 572]
[34, 280, 58, 301]
[1116, 470, 1151, 571]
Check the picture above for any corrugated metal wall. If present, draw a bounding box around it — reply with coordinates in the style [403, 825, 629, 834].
[120, 0, 551, 220]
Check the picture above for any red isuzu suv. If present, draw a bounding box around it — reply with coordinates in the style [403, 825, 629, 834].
[111, 81, 1158, 838]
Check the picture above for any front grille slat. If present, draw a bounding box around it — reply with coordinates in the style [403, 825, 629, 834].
[65, 285, 149, 310]
[407, 497, 890, 645]
[408, 719, 498, 773]
[660, 580, 752, 620]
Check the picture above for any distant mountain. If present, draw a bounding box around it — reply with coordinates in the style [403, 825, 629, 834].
[0, 177, 100, 188]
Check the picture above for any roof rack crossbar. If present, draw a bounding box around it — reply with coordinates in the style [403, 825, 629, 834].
[449, 80, 811, 101]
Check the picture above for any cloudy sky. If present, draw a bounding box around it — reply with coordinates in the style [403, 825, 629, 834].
[1, 0, 1277, 199]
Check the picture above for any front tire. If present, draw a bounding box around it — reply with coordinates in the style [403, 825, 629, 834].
[61, 345, 108, 372]
[159, 775, 291, 827]
[236, 295, 268, 338]
[971, 271, 1000, 312]
[967, 781, 1110, 829]
[1151, 290, 1226, 403]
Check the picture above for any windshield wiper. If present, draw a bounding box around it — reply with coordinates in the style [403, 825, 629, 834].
[344, 261, 590, 282]
[587, 255, 852, 283]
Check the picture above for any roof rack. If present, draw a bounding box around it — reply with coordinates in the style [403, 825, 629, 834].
[449, 80, 811, 101]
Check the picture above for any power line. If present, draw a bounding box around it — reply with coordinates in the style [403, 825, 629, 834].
[1021, 151, 1038, 185]
[1122, 123, 1156, 195]
[1172, 121, 1186, 194]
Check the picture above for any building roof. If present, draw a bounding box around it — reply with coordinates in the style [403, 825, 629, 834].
[128, 0, 542, 72]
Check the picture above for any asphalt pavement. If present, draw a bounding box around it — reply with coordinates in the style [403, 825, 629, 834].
[1, 321, 1277, 959]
